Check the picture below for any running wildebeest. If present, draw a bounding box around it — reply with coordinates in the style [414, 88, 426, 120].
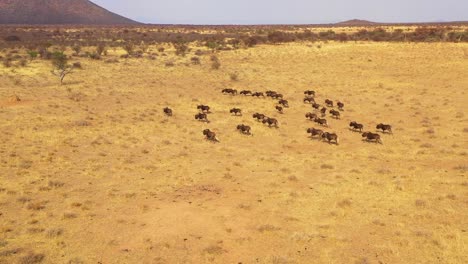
[163, 107, 173, 116]
[237, 124, 252, 135]
[252, 92, 265, 97]
[312, 103, 321, 109]
[253, 113, 266, 121]
[266, 90, 277, 97]
[362, 132, 383, 144]
[304, 90, 315, 96]
[240, 90, 252, 96]
[314, 117, 328, 127]
[278, 99, 289, 108]
[275, 105, 284, 114]
[321, 132, 339, 145]
[203, 129, 219, 142]
[349, 121, 364, 132]
[271, 93, 283, 99]
[195, 113, 209, 122]
[197, 105, 210, 113]
[329, 109, 341, 119]
[262, 117, 279, 128]
[222, 88, 237, 95]
[337, 101, 345, 111]
[325, 99, 334, 107]
[304, 97, 315, 104]
[307, 128, 323, 138]
[305, 112, 318, 120]
[320, 107, 327, 117]
[230, 108, 242, 116]
[376, 123, 393, 133]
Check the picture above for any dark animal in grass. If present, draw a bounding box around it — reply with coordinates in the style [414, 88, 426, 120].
[230, 108, 242, 116]
[195, 113, 209, 122]
[197, 105, 210, 113]
[349, 121, 364, 132]
[222, 88, 237, 95]
[305, 112, 317, 120]
[376, 123, 393, 133]
[312, 103, 321, 109]
[240, 90, 252, 95]
[253, 113, 266, 121]
[275, 105, 284, 114]
[252, 92, 265, 97]
[163, 107, 173, 116]
[314, 117, 328, 127]
[329, 109, 341, 119]
[237, 124, 252, 135]
[266, 90, 277, 97]
[337, 101, 344, 111]
[262, 117, 279, 128]
[304, 90, 315, 96]
[362, 132, 383, 144]
[278, 99, 289, 108]
[307, 128, 323, 138]
[272, 93, 283, 99]
[304, 97, 315, 104]
[320, 107, 327, 117]
[203, 129, 219, 142]
[325, 99, 334, 107]
[321, 132, 339, 145]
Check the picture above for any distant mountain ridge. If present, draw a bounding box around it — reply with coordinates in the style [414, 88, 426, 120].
[0, 0, 140, 24]
[336, 19, 380, 26]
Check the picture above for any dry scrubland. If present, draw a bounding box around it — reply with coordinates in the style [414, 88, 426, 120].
[0, 41, 467, 264]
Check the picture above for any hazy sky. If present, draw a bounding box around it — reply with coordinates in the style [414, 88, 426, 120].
[92, 0, 467, 24]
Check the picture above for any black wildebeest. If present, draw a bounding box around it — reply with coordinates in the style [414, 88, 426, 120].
[163, 107, 173, 116]
[275, 105, 284, 114]
[307, 128, 323, 138]
[304, 97, 315, 104]
[252, 92, 265, 97]
[337, 101, 345, 111]
[304, 90, 315, 97]
[195, 113, 209, 122]
[237, 124, 252, 135]
[197, 105, 210, 113]
[278, 99, 289, 108]
[314, 117, 328, 127]
[325, 99, 334, 107]
[203, 129, 219, 142]
[329, 109, 341, 119]
[312, 103, 321, 109]
[305, 112, 317, 120]
[266, 90, 277, 97]
[262, 117, 279, 128]
[362, 132, 383, 144]
[253, 113, 266, 121]
[272, 93, 283, 99]
[230, 108, 242, 116]
[321, 132, 339, 145]
[349, 121, 364, 132]
[222, 88, 237, 95]
[320, 107, 327, 117]
[376, 123, 393, 133]
[240, 90, 252, 96]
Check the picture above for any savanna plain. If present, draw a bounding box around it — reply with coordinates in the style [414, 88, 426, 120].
[0, 34, 467, 264]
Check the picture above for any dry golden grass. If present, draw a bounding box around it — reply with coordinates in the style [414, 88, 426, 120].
[0, 40, 467, 263]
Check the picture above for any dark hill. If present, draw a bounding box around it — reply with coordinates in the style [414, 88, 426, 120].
[0, 0, 140, 24]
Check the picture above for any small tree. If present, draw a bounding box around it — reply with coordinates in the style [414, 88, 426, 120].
[72, 44, 81, 55]
[27, 50, 39, 61]
[173, 41, 189, 56]
[96, 44, 106, 56]
[123, 42, 134, 56]
[51, 51, 73, 85]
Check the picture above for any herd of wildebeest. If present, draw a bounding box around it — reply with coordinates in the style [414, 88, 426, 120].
[162, 88, 393, 144]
